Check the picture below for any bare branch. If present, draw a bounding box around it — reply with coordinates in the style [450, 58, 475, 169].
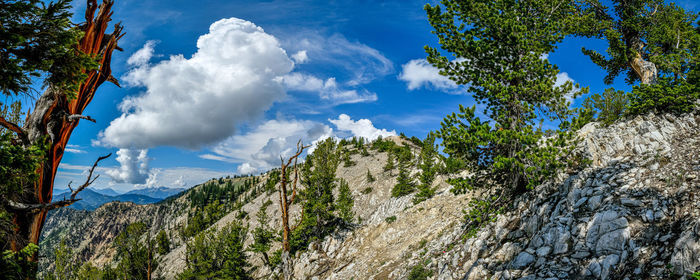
[70, 153, 111, 200]
[106, 75, 120, 87]
[7, 154, 110, 214]
[0, 116, 28, 143]
[6, 199, 82, 213]
[67, 114, 96, 123]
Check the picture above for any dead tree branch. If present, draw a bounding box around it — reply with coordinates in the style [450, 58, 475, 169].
[6, 154, 110, 213]
[67, 114, 96, 123]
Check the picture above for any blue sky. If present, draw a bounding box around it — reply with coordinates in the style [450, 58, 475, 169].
[52, 0, 699, 193]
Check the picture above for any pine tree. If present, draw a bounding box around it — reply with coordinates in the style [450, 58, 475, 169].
[392, 147, 416, 197]
[53, 240, 75, 280]
[291, 138, 339, 252]
[383, 152, 395, 172]
[113, 222, 157, 280]
[413, 133, 438, 204]
[156, 230, 170, 255]
[366, 169, 375, 183]
[426, 0, 583, 193]
[575, 0, 700, 85]
[178, 221, 251, 280]
[250, 200, 274, 265]
[336, 178, 354, 226]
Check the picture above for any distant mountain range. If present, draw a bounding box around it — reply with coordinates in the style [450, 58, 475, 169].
[92, 188, 122, 196]
[124, 186, 186, 200]
[52, 187, 185, 210]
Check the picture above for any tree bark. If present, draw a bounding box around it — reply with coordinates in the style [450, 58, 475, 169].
[630, 53, 658, 85]
[278, 141, 308, 280]
[629, 37, 658, 85]
[9, 0, 123, 252]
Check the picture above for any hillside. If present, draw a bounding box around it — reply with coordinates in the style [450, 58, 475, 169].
[39, 113, 700, 279]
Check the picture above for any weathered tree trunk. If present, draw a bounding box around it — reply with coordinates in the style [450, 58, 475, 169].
[629, 38, 658, 85]
[278, 141, 308, 280]
[631, 53, 658, 85]
[281, 251, 293, 280]
[9, 0, 123, 251]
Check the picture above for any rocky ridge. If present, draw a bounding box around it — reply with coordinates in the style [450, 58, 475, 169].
[277, 112, 700, 280]
[41, 113, 700, 279]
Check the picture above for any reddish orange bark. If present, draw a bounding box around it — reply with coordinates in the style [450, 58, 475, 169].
[11, 0, 124, 251]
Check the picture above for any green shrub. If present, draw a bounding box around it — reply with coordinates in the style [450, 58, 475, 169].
[361, 187, 373, 194]
[583, 88, 629, 125]
[407, 263, 433, 280]
[463, 196, 502, 239]
[268, 249, 282, 268]
[366, 169, 375, 182]
[627, 77, 699, 116]
[1, 244, 38, 280]
[385, 216, 397, 224]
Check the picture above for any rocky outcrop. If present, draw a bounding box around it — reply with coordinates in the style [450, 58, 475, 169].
[274, 113, 700, 279]
[41, 113, 700, 279]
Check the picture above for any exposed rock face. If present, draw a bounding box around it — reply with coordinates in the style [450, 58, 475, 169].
[41, 113, 700, 279]
[275, 113, 700, 279]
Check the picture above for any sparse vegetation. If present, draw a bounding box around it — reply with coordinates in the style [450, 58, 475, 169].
[407, 262, 433, 280]
[385, 216, 397, 224]
[366, 169, 375, 182]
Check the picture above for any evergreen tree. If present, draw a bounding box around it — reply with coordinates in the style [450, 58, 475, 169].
[366, 169, 375, 183]
[250, 200, 274, 266]
[426, 0, 583, 193]
[52, 240, 75, 280]
[383, 152, 395, 172]
[113, 222, 157, 280]
[178, 222, 251, 280]
[413, 133, 438, 204]
[156, 230, 170, 255]
[576, 0, 700, 85]
[392, 158, 416, 197]
[0, 0, 97, 96]
[335, 178, 354, 226]
[291, 138, 339, 252]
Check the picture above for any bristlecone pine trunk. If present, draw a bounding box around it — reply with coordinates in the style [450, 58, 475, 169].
[278, 141, 308, 280]
[6, 0, 123, 252]
[630, 40, 658, 85]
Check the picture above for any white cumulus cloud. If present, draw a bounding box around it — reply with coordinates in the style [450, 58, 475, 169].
[291, 50, 308, 64]
[398, 59, 457, 91]
[126, 40, 158, 66]
[105, 148, 151, 184]
[201, 114, 395, 174]
[329, 114, 396, 141]
[201, 118, 333, 173]
[98, 18, 294, 149]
